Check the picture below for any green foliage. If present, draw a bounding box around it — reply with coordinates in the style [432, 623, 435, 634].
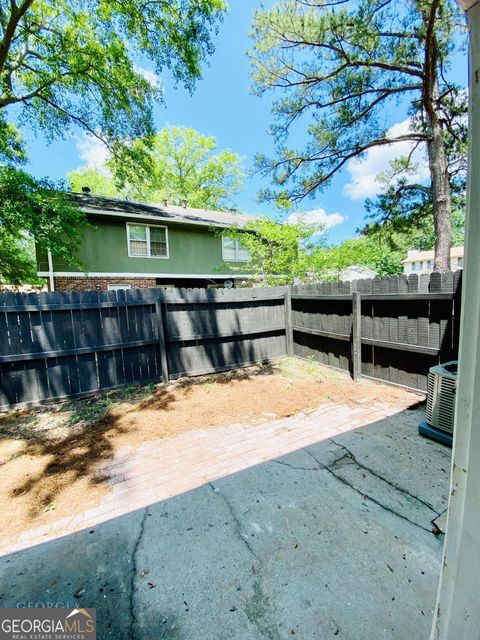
[0, 167, 86, 284]
[317, 236, 405, 278]
[224, 216, 327, 285]
[0, 0, 226, 147]
[363, 89, 467, 241]
[363, 205, 465, 257]
[249, 0, 464, 201]
[68, 167, 125, 199]
[66, 383, 156, 428]
[68, 126, 245, 209]
[249, 0, 466, 270]
[0, 0, 225, 283]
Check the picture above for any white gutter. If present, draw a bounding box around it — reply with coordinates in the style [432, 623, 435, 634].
[37, 271, 252, 280]
[47, 250, 55, 292]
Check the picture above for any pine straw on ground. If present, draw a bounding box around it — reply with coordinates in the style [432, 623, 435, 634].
[0, 358, 422, 538]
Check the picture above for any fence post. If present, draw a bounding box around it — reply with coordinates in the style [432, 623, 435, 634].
[352, 291, 362, 381]
[155, 297, 170, 384]
[284, 286, 294, 356]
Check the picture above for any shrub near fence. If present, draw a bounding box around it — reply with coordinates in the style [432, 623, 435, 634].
[0, 273, 462, 409]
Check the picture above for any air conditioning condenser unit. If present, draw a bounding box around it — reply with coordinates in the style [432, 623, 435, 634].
[418, 360, 457, 447]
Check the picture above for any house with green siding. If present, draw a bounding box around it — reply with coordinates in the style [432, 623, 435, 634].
[36, 195, 254, 291]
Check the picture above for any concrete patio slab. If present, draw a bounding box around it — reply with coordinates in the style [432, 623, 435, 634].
[0, 401, 450, 639]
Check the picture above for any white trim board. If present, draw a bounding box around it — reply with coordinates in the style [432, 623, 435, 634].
[37, 271, 252, 279]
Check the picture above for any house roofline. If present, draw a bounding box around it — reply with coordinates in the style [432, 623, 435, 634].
[81, 207, 244, 229]
[72, 194, 256, 229]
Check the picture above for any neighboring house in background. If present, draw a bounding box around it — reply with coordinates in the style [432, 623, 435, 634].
[403, 246, 464, 275]
[339, 265, 377, 282]
[36, 195, 254, 291]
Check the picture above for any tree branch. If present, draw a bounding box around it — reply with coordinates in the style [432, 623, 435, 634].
[0, 0, 34, 75]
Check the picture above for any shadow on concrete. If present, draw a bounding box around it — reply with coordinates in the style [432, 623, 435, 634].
[0, 405, 451, 640]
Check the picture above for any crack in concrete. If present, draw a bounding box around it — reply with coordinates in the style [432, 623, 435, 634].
[208, 482, 258, 560]
[303, 449, 435, 533]
[272, 459, 319, 472]
[129, 507, 148, 640]
[328, 438, 441, 515]
[208, 484, 282, 640]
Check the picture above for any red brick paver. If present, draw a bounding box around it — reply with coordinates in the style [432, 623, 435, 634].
[1, 392, 421, 556]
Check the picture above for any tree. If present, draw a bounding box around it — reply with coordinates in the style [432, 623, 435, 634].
[0, 0, 225, 282]
[249, 0, 466, 271]
[68, 167, 122, 199]
[0, 0, 225, 149]
[224, 216, 327, 285]
[0, 168, 85, 284]
[362, 90, 467, 250]
[317, 236, 404, 278]
[68, 126, 244, 210]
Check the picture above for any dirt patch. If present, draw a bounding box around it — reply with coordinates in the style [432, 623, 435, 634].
[0, 358, 422, 541]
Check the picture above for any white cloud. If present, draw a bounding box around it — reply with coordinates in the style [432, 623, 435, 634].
[134, 64, 161, 89]
[343, 118, 430, 200]
[287, 207, 346, 230]
[75, 134, 110, 170]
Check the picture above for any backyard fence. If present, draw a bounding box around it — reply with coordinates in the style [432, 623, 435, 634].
[291, 270, 462, 392]
[0, 271, 462, 409]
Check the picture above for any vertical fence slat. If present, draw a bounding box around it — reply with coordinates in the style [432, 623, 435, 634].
[155, 298, 169, 384]
[352, 291, 362, 381]
[284, 287, 294, 356]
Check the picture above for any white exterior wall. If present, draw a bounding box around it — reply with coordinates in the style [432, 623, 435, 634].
[430, 2, 480, 637]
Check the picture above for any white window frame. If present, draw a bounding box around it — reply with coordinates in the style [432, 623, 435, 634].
[126, 222, 169, 259]
[222, 236, 251, 263]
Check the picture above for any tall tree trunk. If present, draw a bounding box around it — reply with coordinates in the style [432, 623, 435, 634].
[423, 0, 452, 272]
[426, 113, 452, 272]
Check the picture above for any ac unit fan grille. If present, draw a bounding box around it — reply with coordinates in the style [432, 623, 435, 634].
[426, 370, 456, 434]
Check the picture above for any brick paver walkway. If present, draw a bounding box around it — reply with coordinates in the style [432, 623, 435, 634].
[2, 393, 421, 556]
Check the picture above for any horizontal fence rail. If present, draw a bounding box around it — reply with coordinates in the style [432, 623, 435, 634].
[0, 287, 288, 409]
[0, 271, 462, 409]
[291, 271, 462, 391]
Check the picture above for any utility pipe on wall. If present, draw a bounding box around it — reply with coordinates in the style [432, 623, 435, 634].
[47, 250, 55, 292]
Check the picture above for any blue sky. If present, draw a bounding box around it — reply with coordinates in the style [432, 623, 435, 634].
[23, 1, 468, 246]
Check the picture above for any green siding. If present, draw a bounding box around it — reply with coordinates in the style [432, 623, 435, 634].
[38, 215, 251, 275]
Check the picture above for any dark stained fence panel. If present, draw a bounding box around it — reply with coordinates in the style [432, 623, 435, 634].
[0, 286, 288, 409]
[165, 287, 287, 379]
[293, 272, 462, 392]
[0, 273, 463, 407]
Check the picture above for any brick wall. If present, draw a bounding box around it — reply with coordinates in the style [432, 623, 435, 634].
[53, 276, 156, 292]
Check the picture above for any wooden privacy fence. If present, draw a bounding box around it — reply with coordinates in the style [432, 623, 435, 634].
[0, 287, 288, 409]
[0, 272, 462, 409]
[292, 271, 462, 391]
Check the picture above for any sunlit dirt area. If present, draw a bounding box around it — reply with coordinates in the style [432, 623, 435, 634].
[0, 357, 421, 544]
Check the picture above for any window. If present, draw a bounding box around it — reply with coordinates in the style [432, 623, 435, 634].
[457, 257, 463, 267]
[127, 223, 168, 258]
[222, 236, 251, 262]
[108, 284, 131, 291]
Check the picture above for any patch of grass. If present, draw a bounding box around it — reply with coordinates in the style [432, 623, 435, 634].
[276, 356, 338, 383]
[66, 382, 158, 427]
[0, 413, 40, 442]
